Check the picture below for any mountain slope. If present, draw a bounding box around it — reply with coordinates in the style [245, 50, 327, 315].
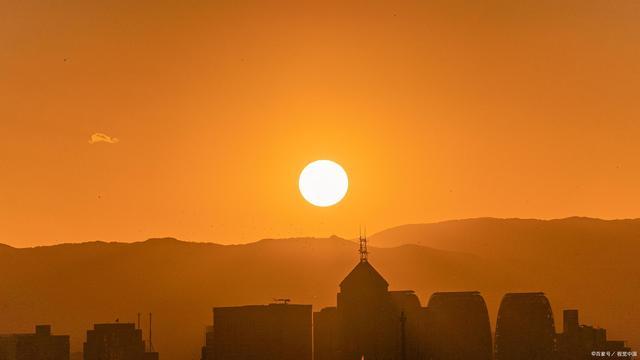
[369, 217, 640, 263]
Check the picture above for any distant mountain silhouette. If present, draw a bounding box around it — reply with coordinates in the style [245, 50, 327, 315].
[0, 218, 638, 359]
[0, 243, 13, 252]
[369, 217, 640, 263]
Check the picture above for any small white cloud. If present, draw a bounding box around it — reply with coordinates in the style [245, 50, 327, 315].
[89, 133, 119, 144]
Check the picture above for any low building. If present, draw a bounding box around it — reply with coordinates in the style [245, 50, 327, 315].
[201, 326, 214, 360]
[202, 303, 312, 360]
[313, 307, 338, 360]
[557, 309, 632, 359]
[83, 323, 158, 360]
[0, 325, 69, 360]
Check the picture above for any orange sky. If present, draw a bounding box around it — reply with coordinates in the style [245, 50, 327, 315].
[1, 0, 639, 247]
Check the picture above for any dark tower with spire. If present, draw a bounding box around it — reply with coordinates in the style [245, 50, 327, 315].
[314, 230, 424, 360]
[335, 231, 397, 360]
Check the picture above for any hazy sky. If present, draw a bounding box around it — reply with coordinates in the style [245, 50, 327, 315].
[1, 0, 639, 247]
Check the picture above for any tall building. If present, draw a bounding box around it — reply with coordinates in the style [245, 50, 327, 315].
[424, 292, 492, 360]
[315, 235, 424, 360]
[83, 323, 158, 360]
[0, 325, 69, 360]
[557, 309, 633, 359]
[202, 302, 312, 360]
[336, 257, 397, 360]
[494, 292, 556, 360]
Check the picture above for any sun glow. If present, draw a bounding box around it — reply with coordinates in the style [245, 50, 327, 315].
[299, 160, 349, 207]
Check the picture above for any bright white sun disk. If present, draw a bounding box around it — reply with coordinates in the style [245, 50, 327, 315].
[299, 160, 348, 207]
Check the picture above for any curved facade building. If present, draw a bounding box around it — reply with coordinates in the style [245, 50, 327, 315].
[424, 291, 492, 360]
[390, 290, 424, 359]
[495, 292, 556, 360]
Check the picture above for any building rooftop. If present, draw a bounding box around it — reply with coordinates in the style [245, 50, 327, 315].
[339, 260, 389, 290]
[430, 291, 481, 297]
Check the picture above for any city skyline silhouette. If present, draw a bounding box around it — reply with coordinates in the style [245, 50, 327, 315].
[1, 230, 635, 359]
[2, 0, 639, 359]
[0, 218, 637, 359]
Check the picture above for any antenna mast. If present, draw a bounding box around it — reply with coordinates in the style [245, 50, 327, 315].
[359, 227, 368, 262]
[400, 311, 407, 360]
[149, 312, 154, 352]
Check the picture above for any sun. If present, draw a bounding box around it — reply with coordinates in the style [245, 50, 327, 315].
[299, 160, 349, 207]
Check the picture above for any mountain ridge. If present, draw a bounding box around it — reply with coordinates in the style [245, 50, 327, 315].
[4, 216, 640, 250]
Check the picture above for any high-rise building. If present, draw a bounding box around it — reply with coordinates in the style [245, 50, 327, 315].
[336, 257, 398, 360]
[203, 303, 312, 360]
[83, 323, 158, 360]
[495, 292, 556, 360]
[0, 325, 69, 360]
[314, 235, 424, 360]
[424, 291, 492, 360]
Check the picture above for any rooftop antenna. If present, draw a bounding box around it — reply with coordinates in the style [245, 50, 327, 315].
[400, 311, 407, 360]
[359, 226, 368, 262]
[273, 298, 291, 305]
[137, 313, 141, 329]
[149, 312, 154, 352]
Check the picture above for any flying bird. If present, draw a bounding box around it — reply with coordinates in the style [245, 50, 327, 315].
[89, 133, 119, 144]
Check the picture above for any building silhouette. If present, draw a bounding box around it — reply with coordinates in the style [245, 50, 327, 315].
[315, 235, 432, 360]
[313, 307, 339, 360]
[557, 309, 632, 359]
[389, 290, 423, 360]
[423, 292, 492, 360]
[0, 325, 69, 360]
[313, 235, 502, 360]
[83, 323, 158, 360]
[200, 326, 214, 360]
[495, 292, 557, 360]
[201, 303, 312, 360]
[335, 256, 397, 360]
[195, 234, 634, 360]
